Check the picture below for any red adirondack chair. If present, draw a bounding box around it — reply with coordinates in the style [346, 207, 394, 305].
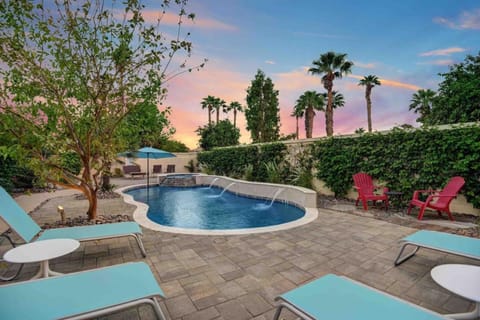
[407, 176, 465, 221]
[353, 172, 389, 210]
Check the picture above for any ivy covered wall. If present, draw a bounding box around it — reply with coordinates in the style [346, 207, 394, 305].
[314, 125, 480, 208]
[197, 124, 480, 210]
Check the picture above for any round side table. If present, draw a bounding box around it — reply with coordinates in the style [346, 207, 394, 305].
[431, 264, 480, 319]
[3, 238, 80, 279]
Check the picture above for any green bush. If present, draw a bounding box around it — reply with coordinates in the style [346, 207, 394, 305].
[0, 157, 35, 192]
[313, 125, 480, 207]
[197, 142, 287, 182]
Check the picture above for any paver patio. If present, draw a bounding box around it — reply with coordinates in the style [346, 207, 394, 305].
[2, 178, 479, 320]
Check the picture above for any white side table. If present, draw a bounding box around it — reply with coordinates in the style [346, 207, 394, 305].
[3, 238, 80, 279]
[431, 264, 480, 320]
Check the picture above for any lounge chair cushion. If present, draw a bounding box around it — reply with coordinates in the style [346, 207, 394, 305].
[277, 274, 447, 320]
[401, 230, 480, 259]
[37, 221, 142, 241]
[0, 262, 165, 320]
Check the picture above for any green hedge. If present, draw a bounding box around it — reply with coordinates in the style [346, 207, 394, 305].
[313, 126, 480, 208]
[197, 142, 287, 181]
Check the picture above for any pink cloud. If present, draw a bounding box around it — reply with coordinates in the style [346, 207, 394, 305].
[164, 64, 421, 149]
[349, 75, 421, 91]
[420, 47, 466, 56]
[354, 61, 377, 69]
[418, 59, 455, 66]
[121, 10, 237, 31]
[434, 9, 480, 30]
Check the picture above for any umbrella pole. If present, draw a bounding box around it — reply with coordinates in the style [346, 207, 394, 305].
[147, 155, 150, 201]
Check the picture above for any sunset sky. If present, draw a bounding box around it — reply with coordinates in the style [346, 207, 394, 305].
[149, 0, 480, 149]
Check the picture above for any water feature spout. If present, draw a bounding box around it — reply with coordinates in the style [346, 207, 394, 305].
[266, 188, 284, 208]
[208, 177, 219, 189]
[217, 182, 236, 197]
[253, 188, 285, 210]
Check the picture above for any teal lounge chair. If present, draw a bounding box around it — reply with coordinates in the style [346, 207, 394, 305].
[394, 230, 480, 266]
[0, 262, 167, 319]
[274, 274, 449, 320]
[0, 187, 146, 280]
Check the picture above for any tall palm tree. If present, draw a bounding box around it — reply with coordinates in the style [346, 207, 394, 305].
[322, 91, 345, 109]
[409, 89, 436, 124]
[225, 101, 243, 128]
[212, 97, 226, 124]
[358, 75, 381, 132]
[201, 95, 216, 125]
[291, 103, 305, 139]
[295, 91, 324, 139]
[309, 52, 353, 136]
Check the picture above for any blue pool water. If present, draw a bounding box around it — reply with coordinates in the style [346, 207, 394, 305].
[126, 186, 305, 230]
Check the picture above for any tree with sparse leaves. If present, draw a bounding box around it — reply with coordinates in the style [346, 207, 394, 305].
[245, 70, 280, 143]
[295, 91, 324, 139]
[0, 0, 204, 220]
[358, 75, 381, 132]
[309, 52, 353, 136]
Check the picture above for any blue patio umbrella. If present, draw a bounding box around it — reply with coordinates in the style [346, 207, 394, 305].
[119, 147, 176, 191]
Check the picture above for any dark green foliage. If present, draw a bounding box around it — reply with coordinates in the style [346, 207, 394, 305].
[158, 139, 190, 152]
[197, 142, 287, 182]
[196, 120, 240, 151]
[60, 152, 82, 175]
[245, 70, 280, 143]
[313, 126, 480, 208]
[0, 157, 35, 192]
[426, 52, 480, 125]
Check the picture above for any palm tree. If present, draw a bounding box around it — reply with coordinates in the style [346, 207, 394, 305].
[212, 97, 226, 124]
[295, 91, 324, 139]
[409, 89, 436, 124]
[358, 75, 381, 132]
[201, 95, 216, 125]
[322, 91, 345, 109]
[225, 101, 243, 128]
[309, 52, 353, 136]
[291, 103, 305, 139]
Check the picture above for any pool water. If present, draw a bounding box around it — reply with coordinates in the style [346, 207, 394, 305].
[126, 186, 305, 230]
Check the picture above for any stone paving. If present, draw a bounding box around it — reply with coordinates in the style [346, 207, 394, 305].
[2, 179, 480, 320]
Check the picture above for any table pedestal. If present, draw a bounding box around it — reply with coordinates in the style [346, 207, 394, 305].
[32, 260, 65, 279]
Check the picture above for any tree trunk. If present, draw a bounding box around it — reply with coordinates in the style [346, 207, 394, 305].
[366, 86, 372, 132]
[305, 107, 314, 138]
[208, 107, 212, 124]
[83, 185, 98, 220]
[216, 109, 219, 123]
[326, 89, 334, 136]
[233, 109, 237, 128]
[295, 116, 299, 139]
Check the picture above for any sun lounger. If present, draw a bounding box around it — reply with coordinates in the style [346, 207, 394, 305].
[273, 274, 449, 320]
[0, 262, 167, 320]
[0, 187, 146, 279]
[394, 230, 480, 266]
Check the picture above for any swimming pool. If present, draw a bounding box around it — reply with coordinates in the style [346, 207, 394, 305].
[125, 186, 305, 230]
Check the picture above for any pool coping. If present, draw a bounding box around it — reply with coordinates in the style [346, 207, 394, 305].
[116, 176, 318, 235]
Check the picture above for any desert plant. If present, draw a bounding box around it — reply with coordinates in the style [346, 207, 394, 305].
[264, 161, 282, 183]
[243, 164, 254, 181]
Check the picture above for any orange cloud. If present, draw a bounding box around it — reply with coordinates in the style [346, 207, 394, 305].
[354, 61, 377, 69]
[420, 47, 466, 56]
[121, 10, 237, 31]
[349, 75, 420, 91]
[418, 59, 455, 66]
